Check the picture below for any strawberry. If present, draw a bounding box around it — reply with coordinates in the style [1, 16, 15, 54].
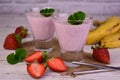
[15, 26, 28, 39]
[27, 62, 46, 78]
[3, 33, 22, 50]
[92, 45, 110, 64]
[47, 57, 67, 72]
[25, 51, 47, 63]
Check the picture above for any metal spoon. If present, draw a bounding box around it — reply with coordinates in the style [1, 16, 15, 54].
[72, 61, 120, 75]
[72, 61, 120, 70]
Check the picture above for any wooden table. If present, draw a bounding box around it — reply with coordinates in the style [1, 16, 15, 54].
[0, 14, 120, 80]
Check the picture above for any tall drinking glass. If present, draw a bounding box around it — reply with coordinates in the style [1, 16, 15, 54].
[53, 12, 92, 65]
[25, 7, 56, 52]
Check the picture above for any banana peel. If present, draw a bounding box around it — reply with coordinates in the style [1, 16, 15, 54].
[101, 32, 120, 48]
[86, 16, 120, 45]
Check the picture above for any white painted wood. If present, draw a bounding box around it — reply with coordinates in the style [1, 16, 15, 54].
[0, 0, 120, 16]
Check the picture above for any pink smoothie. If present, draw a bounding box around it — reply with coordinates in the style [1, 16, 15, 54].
[54, 15, 91, 52]
[26, 12, 55, 40]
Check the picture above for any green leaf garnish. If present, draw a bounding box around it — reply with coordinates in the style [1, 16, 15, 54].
[6, 48, 27, 64]
[68, 11, 86, 25]
[40, 8, 55, 17]
[15, 48, 27, 61]
[7, 53, 21, 64]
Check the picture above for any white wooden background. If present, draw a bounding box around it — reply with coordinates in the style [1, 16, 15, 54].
[0, 0, 120, 16]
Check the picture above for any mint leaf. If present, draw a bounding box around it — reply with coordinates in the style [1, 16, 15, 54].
[68, 15, 78, 25]
[68, 11, 86, 25]
[40, 8, 55, 17]
[7, 53, 21, 64]
[15, 48, 27, 61]
[77, 11, 86, 20]
[6, 48, 27, 64]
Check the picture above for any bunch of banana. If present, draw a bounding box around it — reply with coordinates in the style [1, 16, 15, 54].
[101, 32, 120, 48]
[86, 16, 120, 45]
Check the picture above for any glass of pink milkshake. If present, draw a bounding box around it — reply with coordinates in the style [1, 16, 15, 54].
[25, 7, 56, 52]
[53, 12, 92, 63]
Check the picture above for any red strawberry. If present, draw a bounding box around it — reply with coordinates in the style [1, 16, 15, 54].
[92, 46, 110, 64]
[25, 51, 47, 63]
[15, 26, 28, 38]
[27, 62, 46, 78]
[3, 33, 22, 50]
[47, 57, 67, 72]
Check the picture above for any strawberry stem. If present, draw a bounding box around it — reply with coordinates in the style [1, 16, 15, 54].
[44, 62, 48, 69]
[91, 44, 101, 50]
[91, 46, 95, 49]
[42, 51, 48, 62]
[15, 34, 22, 47]
[33, 60, 38, 64]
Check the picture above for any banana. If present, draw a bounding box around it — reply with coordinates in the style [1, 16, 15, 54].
[101, 32, 120, 48]
[86, 16, 120, 45]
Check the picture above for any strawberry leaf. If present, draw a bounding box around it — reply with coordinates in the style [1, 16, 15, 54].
[42, 51, 48, 62]
[15, 34, 22, 47]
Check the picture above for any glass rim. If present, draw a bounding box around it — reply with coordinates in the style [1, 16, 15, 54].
[53, 14, 92, 21]
[67, 18, 91, 22]
[25, 7, 59, 13]
[53, 15, 93, 25]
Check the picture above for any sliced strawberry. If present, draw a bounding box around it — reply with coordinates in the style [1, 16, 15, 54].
[25, 51, 47, 63]
[27, 62, 46, 78]
[3, 33, 22, 50]
[47, 57, 67, 72]
[92, 46, 110, 64]
[15, 26, 28, 38]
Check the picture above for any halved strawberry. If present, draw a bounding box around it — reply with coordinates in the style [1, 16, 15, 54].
[27, 62, 46, 78]
[47, 57, 67, 72]
[3, 33, 22, 50]
[15, 26, 28, 39]
[25, 51, 47, 63]
[92, 45, 110, 64]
